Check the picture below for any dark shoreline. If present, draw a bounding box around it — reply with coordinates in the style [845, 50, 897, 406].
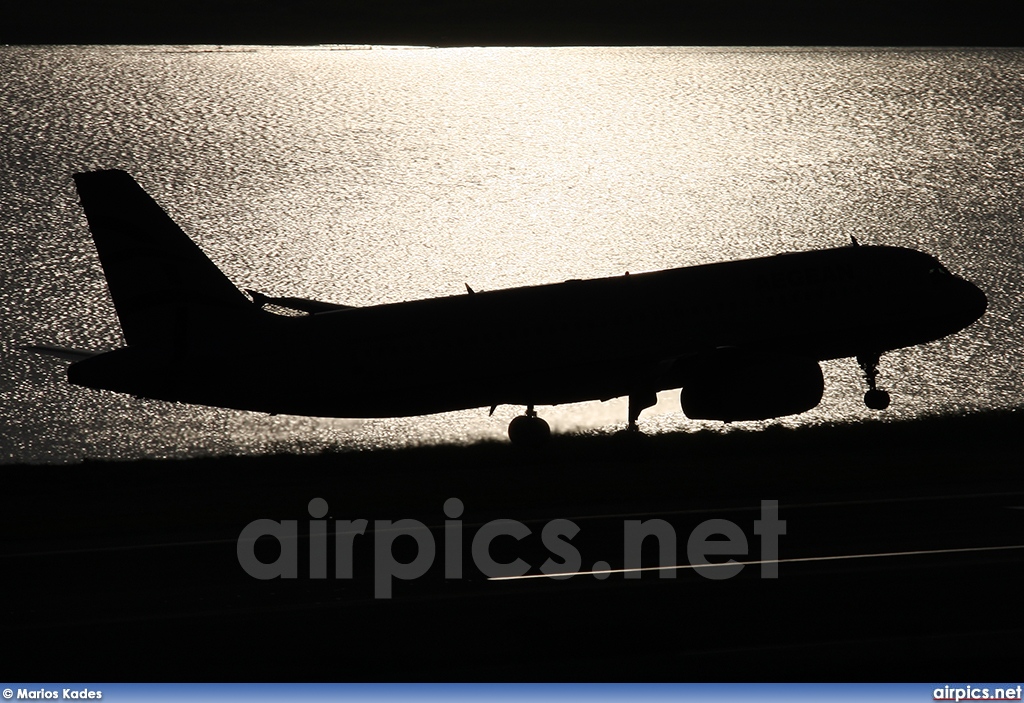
[4, 408, 1023, 680]
[5, 408, 1023, 539]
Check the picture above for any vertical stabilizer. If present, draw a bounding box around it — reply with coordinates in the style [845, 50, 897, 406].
[73, 170, 252, 347]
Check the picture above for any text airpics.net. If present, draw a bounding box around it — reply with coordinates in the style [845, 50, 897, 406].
[237, 498, 786, 598]
[934, 686, 1024, 701]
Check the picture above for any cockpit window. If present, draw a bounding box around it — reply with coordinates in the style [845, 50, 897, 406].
[929, 263, 952, 276]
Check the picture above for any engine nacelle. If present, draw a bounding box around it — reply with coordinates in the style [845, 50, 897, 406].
[679, 349, 824, 422]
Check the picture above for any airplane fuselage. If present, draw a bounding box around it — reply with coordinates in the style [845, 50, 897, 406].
[69, 243, 987, 420]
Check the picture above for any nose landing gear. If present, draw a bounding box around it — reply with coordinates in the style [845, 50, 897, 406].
[857, 352, 891, 410]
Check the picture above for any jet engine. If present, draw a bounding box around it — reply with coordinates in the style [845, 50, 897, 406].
[679, 349, 824, 422]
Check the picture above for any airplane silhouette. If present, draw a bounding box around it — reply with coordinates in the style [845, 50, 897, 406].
[32, 170, 988, 446]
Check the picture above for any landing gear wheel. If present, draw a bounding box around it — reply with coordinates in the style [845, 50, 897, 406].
[613, 423, 645, 439]
[612, 424, 647, 450]
[864, 389, 891, 411]
[508, 409, 550, 447]
[857, 352, 891, 411]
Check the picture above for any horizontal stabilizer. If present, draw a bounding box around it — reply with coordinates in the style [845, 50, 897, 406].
[246, 289, 355, 315]
[20, 345, 105, 362]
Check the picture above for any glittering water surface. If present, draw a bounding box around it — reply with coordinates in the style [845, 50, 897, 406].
[2, 46, 1023, 463]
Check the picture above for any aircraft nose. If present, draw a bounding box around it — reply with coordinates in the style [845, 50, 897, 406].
[956, 276, 988, 327]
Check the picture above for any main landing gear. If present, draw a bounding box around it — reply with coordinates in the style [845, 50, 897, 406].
[506, 391, 659, 448]
[618, 390, 658, 436]
[508, 405, 551, 447]
[857, 352, 891, 411]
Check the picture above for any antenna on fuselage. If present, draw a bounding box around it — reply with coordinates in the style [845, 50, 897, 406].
[850, 235, 860, 247]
